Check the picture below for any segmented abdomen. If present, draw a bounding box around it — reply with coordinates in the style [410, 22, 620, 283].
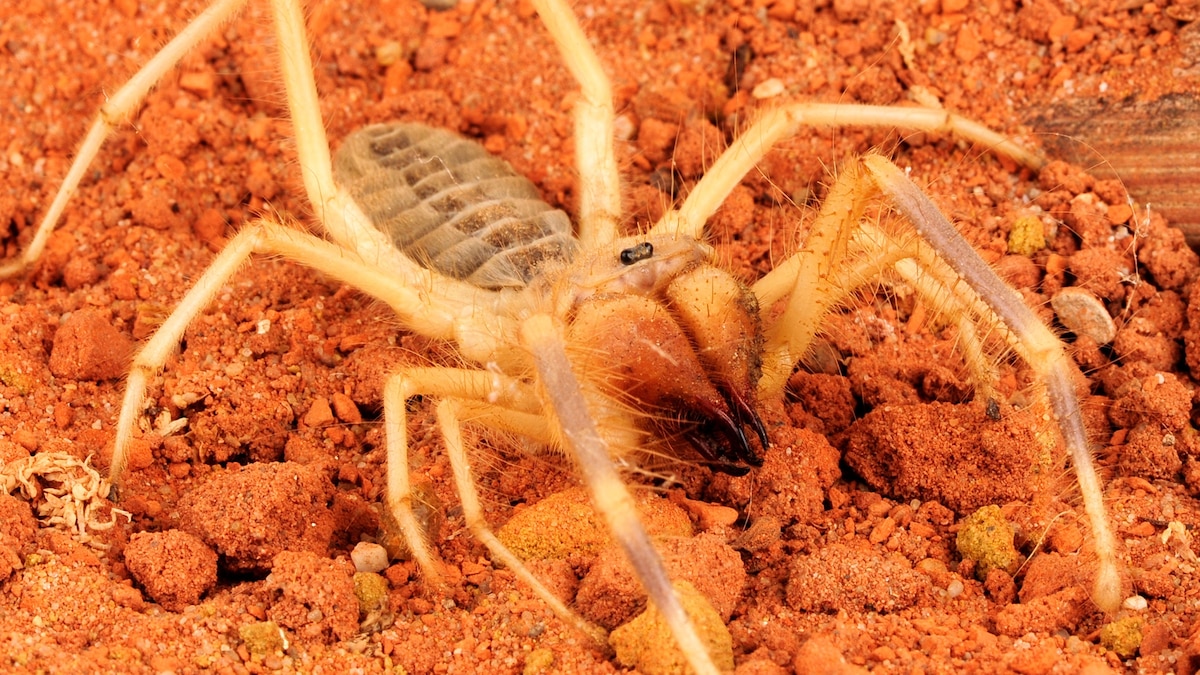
[334, 123, 576, 289]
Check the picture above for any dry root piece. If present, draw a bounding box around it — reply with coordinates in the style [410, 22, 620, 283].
[0, 451, 129, 549]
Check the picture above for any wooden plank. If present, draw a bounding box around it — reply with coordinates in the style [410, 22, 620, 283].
[1025, 94, 1200, 246]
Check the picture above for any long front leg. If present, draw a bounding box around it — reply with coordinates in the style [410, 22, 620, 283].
[433, 398, 609, 647]
[0, 0, 248, 279]
[380, 366, 544, 583]
[651, 103, 1046, 241]
[519, 313, 723, 675]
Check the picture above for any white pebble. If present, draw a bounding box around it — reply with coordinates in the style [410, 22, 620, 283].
[1050, 286, 1117, 344]
[946, 579, 965, 598]
[751, 78, 785, 99]
[1122, 595, 1148, 611]
[351, 542, 390, 573]
[613, 113, 636, 142]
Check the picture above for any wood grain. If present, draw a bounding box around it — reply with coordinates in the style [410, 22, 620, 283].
[1026, 93, 1200, 246]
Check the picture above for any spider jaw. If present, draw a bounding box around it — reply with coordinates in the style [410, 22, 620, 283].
[564, 257, 767, 472]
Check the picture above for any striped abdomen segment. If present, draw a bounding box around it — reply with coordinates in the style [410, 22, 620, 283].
[333, 123, 576, 289]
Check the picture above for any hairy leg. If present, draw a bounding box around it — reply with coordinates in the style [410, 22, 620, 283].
[0, 0, 247, 278]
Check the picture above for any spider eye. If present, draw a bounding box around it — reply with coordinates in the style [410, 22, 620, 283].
[619, 242, 654, 265]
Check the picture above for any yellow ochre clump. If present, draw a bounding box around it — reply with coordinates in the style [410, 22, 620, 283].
[1100, 616, 1143, 658]
[353, 572, 389, 614]
[609, 580, 734, 675]
[956, 505, 1020, 580]
[239, 621, 286, 656]
[497, 487, 692, 560]
[1007, 215, 1046, 256]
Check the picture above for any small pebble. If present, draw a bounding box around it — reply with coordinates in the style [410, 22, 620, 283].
[1123, 594, 1148, 611]
[375, 40, 403, 66]
[751, 78, 785, 99]
[1051, 286, 1117, 344]
[303, 397, 335, 427]
[351, 542, 389, 573]
[331, 393, 363, 424]
[49, 310, 134, 381]
[179, 71, 215, 98]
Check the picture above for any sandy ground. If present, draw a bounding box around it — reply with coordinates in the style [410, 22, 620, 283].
[2, 0, 1200, 673]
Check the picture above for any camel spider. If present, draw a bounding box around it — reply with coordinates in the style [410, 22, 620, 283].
[3, 0, 1124, 672]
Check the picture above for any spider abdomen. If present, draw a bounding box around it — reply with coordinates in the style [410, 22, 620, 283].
[334, 123, 577, 289]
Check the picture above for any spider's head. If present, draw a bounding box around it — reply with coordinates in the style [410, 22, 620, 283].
[567, 234, 714, 301]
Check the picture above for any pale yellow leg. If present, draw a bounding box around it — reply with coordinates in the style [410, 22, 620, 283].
[754, 161, 875, 395]
[652, 103, 1046, 241]
[110, 223, 258, 487]
[267, 0, 335, 229]
[381, 366, 543, 582]
[852, 226, 1002, 401]
[862, 156, 1121, 612]
[519, 314, 720, 675]
[0, 0, 248, 279]
[109, 218, 509, 489]
[269, 0, 513, 357]
[436, 399, 608, 646]
[751, 155, 1120, 613]
[530, 0, 621, 247]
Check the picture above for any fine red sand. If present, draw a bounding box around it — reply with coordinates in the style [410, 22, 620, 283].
[2, 0, 1200, 673]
